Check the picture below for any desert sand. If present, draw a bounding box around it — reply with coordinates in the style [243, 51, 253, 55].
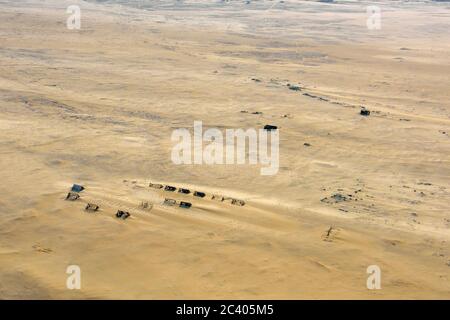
[0, 0, 449, 299]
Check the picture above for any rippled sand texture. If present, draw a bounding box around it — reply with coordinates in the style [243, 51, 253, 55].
[0, 0, 449, 299]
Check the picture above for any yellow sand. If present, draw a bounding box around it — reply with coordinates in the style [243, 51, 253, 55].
[0, 0, 449, 299]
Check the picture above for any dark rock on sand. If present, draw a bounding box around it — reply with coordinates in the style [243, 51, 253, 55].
[360, 108, 370, 116]
[264, 125, 278, 131]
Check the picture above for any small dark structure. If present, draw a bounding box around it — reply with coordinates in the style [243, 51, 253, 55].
[164, 185, 177, 192]
[287, 84, 301, 91]
[264, 125, 278, 131]
[163, 198, 177, 206]
[140, 201, 152, 210]
[71, 184, 84, 193]
[231, 199, 245, 206]
[116, 210, 130, 219]
[211, 195, 224, 201]
[194, 191, 206, 198]
[179, 201, 192, 209]
[178, 188, 191, 194]
[65, 192, 80, 201]
[149, 183, 163, 189]
[85, 203, 99, 212]
[360, 108, 370, 116]
[326, 226, 333, 237]
[331, 193, 348, 203]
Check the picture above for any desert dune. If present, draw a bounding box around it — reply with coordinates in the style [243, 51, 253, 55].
[0, 0, 449, 299]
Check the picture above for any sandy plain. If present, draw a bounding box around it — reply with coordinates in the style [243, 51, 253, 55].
[0, 0, 449, 299]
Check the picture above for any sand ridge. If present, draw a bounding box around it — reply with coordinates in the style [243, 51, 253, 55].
[0, 0, 449, 299]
